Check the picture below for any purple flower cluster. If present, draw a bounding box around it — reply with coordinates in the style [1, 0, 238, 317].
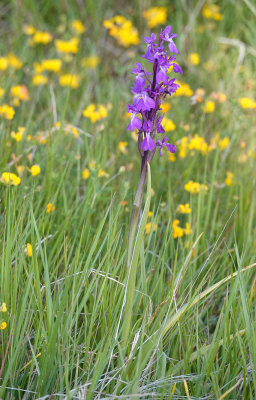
[127, 26, 183, 161]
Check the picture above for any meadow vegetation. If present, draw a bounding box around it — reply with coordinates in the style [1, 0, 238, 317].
[0, 1, 256, 398]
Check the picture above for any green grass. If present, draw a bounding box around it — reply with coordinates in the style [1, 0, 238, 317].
[0, 0, 256, 398]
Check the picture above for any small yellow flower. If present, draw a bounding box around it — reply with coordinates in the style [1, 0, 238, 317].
[41, 59, 62, 72]
[1, 172, 21, 186]
[145, 222, 157, 235]
[32, 31, 53, 44]
[0, 104, 15, 120]
[162, 117, 176, 131]
[83, 104, 108, 123]
[0, 303, 7, 312]
[188, 53, 200, 66]
[59, 74, 79, 89]
[71, 20, 85, 34]
[103, 16, 139, 47]
[183, 222, 192, 236]
[98, 168, 109, 178]
[148, 211, 153, 218]
[55, 37, 79, 54]
[218, 137, 229, 150]
[81, 56, 99, 68]
[23, 24, 36, 35]
[26, 243, 33, 257]
[172, 220, 184, 239]
[32, 74, 48, 86]
[30, 165, 41, 176]
[82, 168, 90, 180]
[169, 153, 176, 162]
[175, 81, 193, 97]
[184, 180, 208, 194]
[238, 97, 256, 109]
[118, 141, 128, 154]
[225, 171, 234, 186]
[0, 57, 9, 70]
[203, 100, 215, 113]
[11, 127, 25, 142]
[0, 322, 7, 330]
[160, 102, 171, 113]
[202, 4, 223, 21]
[177, 203, 191, 214]
[10, 85, 29, 101]
[143, 7, 167, 28]
[46, 203, 56, 213]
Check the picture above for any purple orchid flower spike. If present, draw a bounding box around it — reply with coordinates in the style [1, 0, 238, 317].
[127, 25, 182, 161]
[123, 26, 183, 347]
[141, 120, 155, 152]
[156, 136, 176, 157]
[161, 25, 179, 54]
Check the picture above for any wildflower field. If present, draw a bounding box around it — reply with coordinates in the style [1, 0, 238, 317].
[0, 1, 256, 398]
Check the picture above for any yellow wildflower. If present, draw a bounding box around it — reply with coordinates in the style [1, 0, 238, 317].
[177, 203, 191, 214]
[172, 220, 184, 239]
[169, 153, 176, 162]
[32, 74, 48, 86]
[98, 168, 109, 178]
[7, 53, 22, 69]
[23, 24, 36, 35]
[184, 180, 208, 194]
[238, 97, 256, 109]
[0, 303, 7, 312]
[59, 74, 79, 88]
[32, 31, 53, 44]
[118, 141, 128, 154]
[203, 100, 215, 113]
[0, 322, 7, 330]
[219, 137, 229, 150]
[0, 104, 15, 120]
[148, 211, 153, 218]
[183, 222, 192, 235]
[11, 85, 29, 101]
[0, 88, 4, 98]
[145, 222, 157, 235]
[25, 243, 33, 257]
[162, 117, 176, 131]
[81, 56, 99, 68]
[0, 57, 8, 70]
[202, 4, 223, 21]
[1, 172, 21, 186]
[46, 203, 56, 213]
[103, 16, 139, 47]
[82, 168, 90, 180]
[83, 104, 108, 123]
[161, 102, 171, 113]
[188, 53, 200, 66]
[175, 81, 193, 97]
[71, 20, 85, 34]
[11, 127, 25, 142]
[41, 59, 62, 72]
[55, 37, 79, 54]
[225, 171, 234, 186]
[143, 7, 167, 28]
[30, 165, 41, 176]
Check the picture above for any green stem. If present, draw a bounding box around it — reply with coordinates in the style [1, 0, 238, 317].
[126, 157, 148, 271]
[121, 160, 151, 350]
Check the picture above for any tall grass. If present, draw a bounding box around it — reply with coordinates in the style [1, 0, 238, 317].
[0, 0, 256, 398]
